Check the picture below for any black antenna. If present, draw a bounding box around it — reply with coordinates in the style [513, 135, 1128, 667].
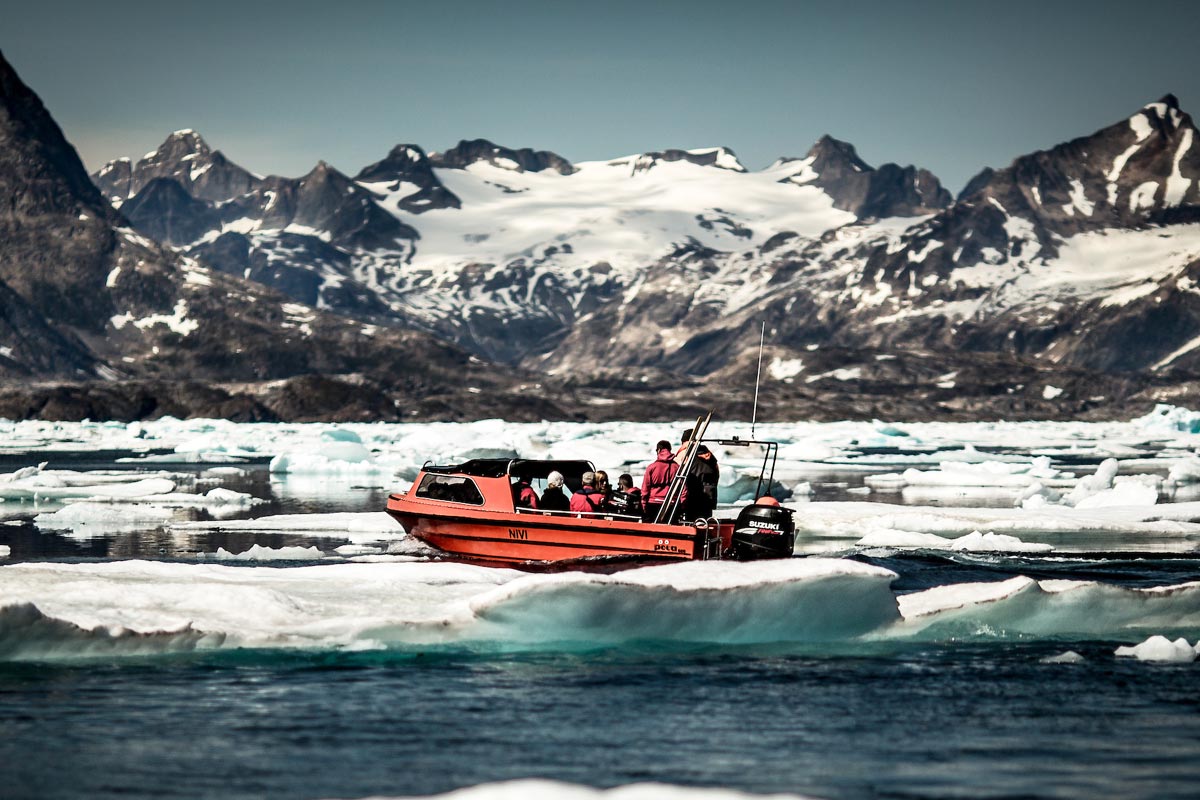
[751, 321, 765, 437]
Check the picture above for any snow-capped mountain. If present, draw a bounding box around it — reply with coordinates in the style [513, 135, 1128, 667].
[1, 35, 1191, 422]
[95, 128, 955, 365]
[94, 128, 261, 205]
[0, 50, 544, 421]
[803, 94, 1200, 372]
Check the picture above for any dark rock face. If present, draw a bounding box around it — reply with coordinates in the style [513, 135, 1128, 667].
[225, 163, 419, 251]
[0, 50, 122, 340]
[430, 138, 575, 174]
[611, 147, 747, 174]
[875, 96, 1200, 289]
[121, 178, 223, 246]
[354, 143, 461, 213]
[778, 135, 952, 217]
[93, 129, 262, 204]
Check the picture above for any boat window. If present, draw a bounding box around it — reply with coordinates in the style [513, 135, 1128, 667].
[414, 474, 485, 505]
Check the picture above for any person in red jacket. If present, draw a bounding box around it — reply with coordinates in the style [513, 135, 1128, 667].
[641, 439, 685, 522]
[569, 471, 607, 514]
[512, 476, 539, 509]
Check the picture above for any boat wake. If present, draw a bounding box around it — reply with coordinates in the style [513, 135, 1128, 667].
[1, 559, 1198, 661]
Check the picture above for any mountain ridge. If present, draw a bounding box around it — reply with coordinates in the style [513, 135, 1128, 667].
[7, 44, 1200, 421]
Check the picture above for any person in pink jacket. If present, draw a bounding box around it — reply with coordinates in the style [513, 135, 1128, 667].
[641, 439, 685, 522]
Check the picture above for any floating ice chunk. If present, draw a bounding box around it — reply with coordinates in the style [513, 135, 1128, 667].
[467, 559, 901, 644]
[0, 545, 9, 559]
[1041, 650, 1085, 664]
[1061, 458, 1119, 506]
[1073, 481, 1158, 509]
[200, 467, 249, 478]
[856, 528, 1052, 553]
[1167, 456, 1200, 484]
[856, 528, 948, 549]
[334, 544, 381, 556]
[0, 475, 177, 500]
[1114, 635, 1197, 663]
[269, 430, 387, 475]
[872, 421, 910, 437]
[897, 577, 1200, 641]
[212, 545, 324, 561]
[35, 503, 174, 531]
[1133, 404, 1200, 434]
[201, 488, 255, 505]
[172, 512, 399, 539]
[344, 779, 823, 799]
[949, 531, 1054, 553]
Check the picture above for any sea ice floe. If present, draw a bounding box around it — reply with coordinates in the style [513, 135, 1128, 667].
[212, 545, 324, 561]
[1, 559, 1198, 660]
[352, 779, 821, 800]
[855, 528, 1053, 553]
[0, 465, 181, 500]
[35, 503, 175, 531]
[173, 511, 397, 536]
[269, 429, 392, 475]
[1114, 635, 1199, 663]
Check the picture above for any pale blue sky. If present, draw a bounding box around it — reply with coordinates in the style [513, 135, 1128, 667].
[4, 0, 1198, 192]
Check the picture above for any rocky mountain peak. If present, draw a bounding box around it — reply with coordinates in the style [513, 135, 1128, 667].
[805, 135, 872, 175]
[354, 143, 461, 213]
[777, 134, 951, 218]
[430, 138, 575, 175]
[607, 146, 747, 175]
[145, 129, 211, 163]
[357, 143, 429, 178]
[0, 48, 123, 344]
[952, 94, 1198, 227]
[93, 129, 262, 205]
[0, 50, 113, 218]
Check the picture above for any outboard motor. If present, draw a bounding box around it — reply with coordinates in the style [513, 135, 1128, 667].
[729, 502, 796, 560]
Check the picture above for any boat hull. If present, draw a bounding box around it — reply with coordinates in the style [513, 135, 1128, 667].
[387, 493, 709, 564]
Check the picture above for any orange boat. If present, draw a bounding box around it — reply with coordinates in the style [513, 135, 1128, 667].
[385, 435, 797, 566]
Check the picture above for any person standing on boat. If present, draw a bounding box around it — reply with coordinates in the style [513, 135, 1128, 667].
[570, 471, 607, 514]
[539, 470, 570, 511]
[676, 429, 719, 519]
[642, 439, 685, 522]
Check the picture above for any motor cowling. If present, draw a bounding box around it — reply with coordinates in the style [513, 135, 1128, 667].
[729, 503, 796, 560]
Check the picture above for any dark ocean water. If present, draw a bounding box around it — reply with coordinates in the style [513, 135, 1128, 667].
[2, 632, 1198, 800]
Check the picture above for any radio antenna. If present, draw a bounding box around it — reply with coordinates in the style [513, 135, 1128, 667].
[751, 321, 765, 437]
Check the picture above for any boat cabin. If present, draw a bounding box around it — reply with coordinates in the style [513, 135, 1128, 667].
[414, 458, 602, 515]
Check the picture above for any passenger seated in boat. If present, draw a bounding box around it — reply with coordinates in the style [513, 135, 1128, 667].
[569, 471, 607, 514]
[595, 470, 612, 503]
[512, 476, 539, 509]
[642, 439, 685, 522]
[539, 470, 570, 511]
[606, 473, 641, 516]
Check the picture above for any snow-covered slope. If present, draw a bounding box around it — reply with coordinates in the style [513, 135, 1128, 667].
[92, 95, 1200, 383]
[96, 135, 945, 363]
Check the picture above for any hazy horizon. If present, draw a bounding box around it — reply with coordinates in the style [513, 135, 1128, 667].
[4, 0, 1198, 192]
